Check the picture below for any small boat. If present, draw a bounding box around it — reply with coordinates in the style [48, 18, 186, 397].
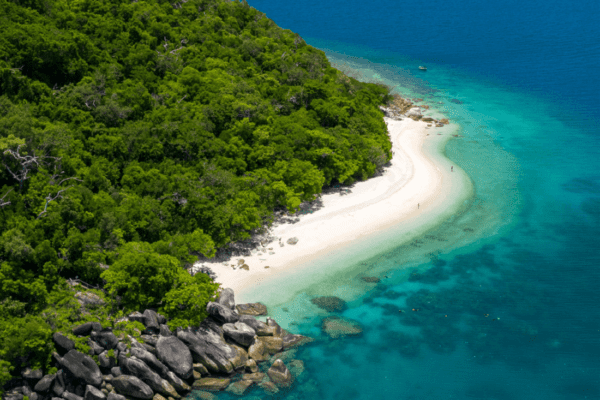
[419, 66, 427, 71]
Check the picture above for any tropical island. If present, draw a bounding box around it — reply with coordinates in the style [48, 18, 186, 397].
[0, 0, 463, 398]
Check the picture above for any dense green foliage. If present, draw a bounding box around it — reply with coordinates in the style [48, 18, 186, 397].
[0, 0, 392, 384]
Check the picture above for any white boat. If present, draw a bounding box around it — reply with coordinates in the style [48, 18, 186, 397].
[419, 66, 427, 71]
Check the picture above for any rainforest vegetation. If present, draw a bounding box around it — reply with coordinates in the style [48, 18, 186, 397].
[0, 0, 393, 384]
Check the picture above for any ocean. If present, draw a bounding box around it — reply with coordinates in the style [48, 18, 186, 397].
[190, 0, 600, 398]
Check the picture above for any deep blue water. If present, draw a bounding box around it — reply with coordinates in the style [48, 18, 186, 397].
[189, 0, 600, 399]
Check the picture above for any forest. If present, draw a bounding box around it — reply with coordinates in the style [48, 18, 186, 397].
[0, 0, 393, 384]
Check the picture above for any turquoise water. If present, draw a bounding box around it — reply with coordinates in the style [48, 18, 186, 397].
[188, 1, 600, 398]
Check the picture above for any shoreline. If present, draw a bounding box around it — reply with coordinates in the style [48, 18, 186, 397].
[193, 115, 473, 301]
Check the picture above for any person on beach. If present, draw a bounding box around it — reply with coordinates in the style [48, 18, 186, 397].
[451, 166, 454, 172]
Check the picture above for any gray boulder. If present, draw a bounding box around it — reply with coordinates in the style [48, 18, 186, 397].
[110, 367, 122, 377]
[88, 339, 104, 355]
[130, 347, 170, 378]
[216, 288, 235, 310]
[164, 371, 190, 393]
[22, 368, 43, 386]
[142, 310, 160, 332]
[159, 325, 171, 337]
[222, 322, 256, 347]
[60, 350, 103, 387]
[238, 315, 271, 336]
[53, 332, 75, 354]
[52, 370, 65, 396]
[63, 391, 84, 400]
[128, 312, 145, 324]
[34, 374, 55, 392]
[84, 385, 105, 400]
[91, 330, 118, 350]
[177, 327, 238, 374]
[72, 322, 101, 336]
[29, 393, 38, 400]
[116, 342, 127, 353]
[120, 356, 179, 399]
[98, 350, 117, 369]
[106, 393, 125, 400]
[206, 302, 239, 324]
[140, 335, 158, 346]
[155, 336, 193, 379]
[111, 375, 153, 399]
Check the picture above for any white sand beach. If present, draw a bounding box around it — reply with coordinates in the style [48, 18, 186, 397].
[194, 117, 472, 297]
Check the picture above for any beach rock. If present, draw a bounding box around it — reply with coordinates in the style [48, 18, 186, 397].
[310, 296, 347, 312]
[155, 336, 193, 379]
[53, 332, 75, 354]
[120, 356, 179, 398]
[60, 350, 103, 387]
[63, 391, 84, 400]
[34, 374, 55, 393]
[216, 288, 235, 310]
[282, 333, 313, 349]
[193, 363, 209, 376]
[91, 331, 118, 350]
[107, 393, 125, 400]
[406, 107, 422, 117]
[361, 276, 381, 283]
[192, 392, 216, 400]
[177, 328, 237, 374]
[225, 380, 253, 396]
[164, 371, 190, 393]
[84, 385, 106, 400]
[266, 318, 286, 337]
[266, 360, 293, 387]
[238, 315, 272, 336]
[245, 359, 258, 373]
[206, 302, 239, 324]
[142, 310, 160, 333]
[239, 264, 249, 271]
[192, 378, 230, 392]
[450, 99, 463, 104]
[440, 118, 449, 124]
[222, 322, 256, 347]
[235, 303, 267, 316]
[242, 372, 265, 382]
[130, 347, 170, 378]
[111, 375, 153, 399]
[286, 237, 299, 245]
[321, 316, 363, 339]
[159, 325, 172, 337]
[256, 336, 283, 354]
[421, 117, 434, 122]
[230, 344, 250, 369]
[75, 292, 104, 308]
[247, 339, 267, 361]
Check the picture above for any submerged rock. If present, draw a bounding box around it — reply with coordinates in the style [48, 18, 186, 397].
[192, 378, 230, 392]
[225, 380, 253, 396]
[310, 296, 347, 312]
[321, 316, 363, 339]
[266, 359, 293, 387]
[361, 276, 381, 283]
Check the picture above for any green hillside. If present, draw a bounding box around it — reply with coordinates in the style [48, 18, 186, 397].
[0, 0, 392, 382]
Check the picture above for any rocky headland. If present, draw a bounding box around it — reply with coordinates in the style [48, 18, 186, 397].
[1, 289, 312, 399]
[379, 94, 450, 127]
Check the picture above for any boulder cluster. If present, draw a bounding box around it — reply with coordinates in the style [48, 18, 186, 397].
[379, 95, 450, 127]
[2, 289, 312, 399]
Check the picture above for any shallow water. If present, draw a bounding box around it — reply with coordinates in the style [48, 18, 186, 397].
[186, 0, 600, 398]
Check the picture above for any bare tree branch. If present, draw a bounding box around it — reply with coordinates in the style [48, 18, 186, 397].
[37, 187, 73, 219]
[0, 188, 13, 208]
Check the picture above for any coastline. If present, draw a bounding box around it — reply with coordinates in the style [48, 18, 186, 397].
[193, 115, 474, 302]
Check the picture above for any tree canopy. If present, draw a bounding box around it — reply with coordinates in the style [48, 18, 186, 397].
[0, 0, 393, 383]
